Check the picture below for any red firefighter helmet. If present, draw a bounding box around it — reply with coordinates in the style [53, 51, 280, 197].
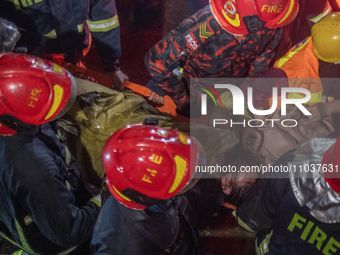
[210, 0, 299, 35]
[102, 124, 204, 210]
[322, 137, 340, 193]
[0, 52, 77, 136]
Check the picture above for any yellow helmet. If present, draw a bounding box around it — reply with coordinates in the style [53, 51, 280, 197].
[311, 12, 340, 63]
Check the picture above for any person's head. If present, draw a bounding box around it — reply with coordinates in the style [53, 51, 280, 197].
[311, 12, 340, 63]
[0, 52, 77, 136]
[209, 0, 299, 35]
[218, 143, 264, 206]
[322, 136, 340, 193]
[102, 124, 205, 210]
[221, 171, 257, 207]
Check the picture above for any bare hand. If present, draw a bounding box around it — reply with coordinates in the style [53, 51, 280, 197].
[109, 70, 129, 91]
[148, 92, 165, 105]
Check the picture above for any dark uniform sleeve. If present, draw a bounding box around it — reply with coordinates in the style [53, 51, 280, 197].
[248, 28, 283, 76]
[144, 29, 187, 100]
[87, 0, 121, 72]
[91, 195, 173, 255]
[11, 143, 101, 248]
[236, 151, 295, 232]
[145, 6, 215, 108]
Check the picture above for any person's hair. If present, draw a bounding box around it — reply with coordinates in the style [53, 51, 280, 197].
[217, 142, 265, 206]
[219, 142, 265, 170]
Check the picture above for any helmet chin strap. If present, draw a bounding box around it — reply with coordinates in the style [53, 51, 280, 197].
[0, 114, 37, 133]
[243, 15, 266, 33]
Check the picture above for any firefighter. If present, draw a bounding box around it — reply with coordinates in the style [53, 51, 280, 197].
[235, 136, 340, 255]
[240, 12, 340, 111]
[144, 0, 299, 116]
[90, 124, 206, 255]
[239, 12, 340, 154]
[0, 52, 101, 255]
[0, 0, 128, 90]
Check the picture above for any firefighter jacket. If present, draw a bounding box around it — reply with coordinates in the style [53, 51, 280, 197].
[0, 0, 121, 71]
[145, 5, 282, 108]
[236, 138, 340, 255]
[0, 122, 101, 255]
[240, 37, 335, 110]
[90, 187, 204, 255]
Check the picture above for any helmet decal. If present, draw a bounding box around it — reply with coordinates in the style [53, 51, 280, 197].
[277, 0, 296, 25]
[210, 0, 299, 35]
[44, 84, 64, 120]
[168, 155, 187, 194]
[222, 0, 241, 27]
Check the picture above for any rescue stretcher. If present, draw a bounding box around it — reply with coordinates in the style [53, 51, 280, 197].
[61, 62, 190, 123]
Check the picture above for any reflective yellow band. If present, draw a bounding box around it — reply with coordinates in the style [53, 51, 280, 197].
[45, 84, 64, 120]
[90, 195, 102, 207]
[24, 216, 33, 226]
[276, 37, 311, 68]
[57, 246, 78, 255]
[287, 91, 333, 105]
[15, 220, 34, 254]
[11, 0, 21, 10]
[77, 24, 84, 33]
[21, 0, 33, 8]
[12, 250, 24, 255]
[256, 230, 273, 255]
[43, 29, 57, 39]
[169, 155, 187, 194]
[86, 15, 119, 32]
[235, 213, 255, 232]
[65, 146, 71, 167]
[0, 232, 25, 251]
[309, 5, 331, 23]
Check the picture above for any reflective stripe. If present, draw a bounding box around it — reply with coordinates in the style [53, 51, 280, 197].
[0, 232, 25, 251]
[15, 220, 34, 254]
[11, 0, 21, 10]
[21, 0, 33, 8]
[24, 216, 33, 226]
[65, 146, 72, 167]
[77, 24, 84, 33]
[42, 25, 83, 39]
[1, 226, 77, 255]
[309, 5, 331, 23]
[66, 180, 71, 190]
[287, 91, 333, 105]
[255, 230, 273, 255]
[43, 29, 57, 39]
[57, 246, 78, 255]
[90, 195, 102, 207]
[86, 15, 119, 32]
[173, 67, 183, 80]
[276, 37, 311, 69]
[235, 213, 255, 233]
[12, 250, 24, 255]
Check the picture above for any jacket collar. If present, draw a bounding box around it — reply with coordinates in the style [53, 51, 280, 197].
[289, 138, 340, 223]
